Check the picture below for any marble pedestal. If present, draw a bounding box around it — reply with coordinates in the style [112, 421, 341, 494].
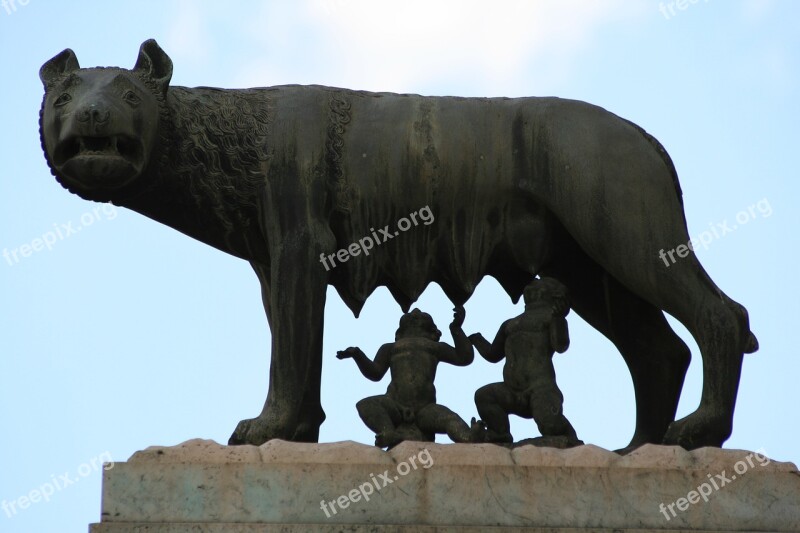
[89, 439, 800, 532]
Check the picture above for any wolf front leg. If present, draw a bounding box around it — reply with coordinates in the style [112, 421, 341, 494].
[229, 185, 335, 445]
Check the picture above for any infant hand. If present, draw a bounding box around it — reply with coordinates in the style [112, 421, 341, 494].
[336, 347, 360, 360]
[451, 305, 466, 327]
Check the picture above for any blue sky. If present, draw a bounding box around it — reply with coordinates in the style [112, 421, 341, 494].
[1, 1, 798, 531]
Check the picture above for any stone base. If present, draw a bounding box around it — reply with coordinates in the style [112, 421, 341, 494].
[89, 439, 800, 532]
[89, 526, 779, 532]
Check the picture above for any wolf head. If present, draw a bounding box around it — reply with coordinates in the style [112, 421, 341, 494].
[39, 39, 172, 202]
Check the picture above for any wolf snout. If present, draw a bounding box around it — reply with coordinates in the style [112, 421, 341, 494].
[77, 103, 110, 128]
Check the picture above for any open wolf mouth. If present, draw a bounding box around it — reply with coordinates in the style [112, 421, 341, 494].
[55, 134, 143, 166]
[54, 135, 145, 187]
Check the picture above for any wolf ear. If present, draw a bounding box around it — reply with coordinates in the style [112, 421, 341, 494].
[40, 48, 80, 89]
[133, 39, 173, 93]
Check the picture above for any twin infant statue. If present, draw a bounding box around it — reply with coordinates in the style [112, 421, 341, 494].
[337, 277, 582, 449]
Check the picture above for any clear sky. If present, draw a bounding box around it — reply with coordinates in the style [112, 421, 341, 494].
[1, 1, 798, 531]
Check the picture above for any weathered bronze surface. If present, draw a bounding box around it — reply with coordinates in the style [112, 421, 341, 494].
[40, 39, 758, 450]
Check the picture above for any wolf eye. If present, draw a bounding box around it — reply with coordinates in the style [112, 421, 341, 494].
[123, 90, 141, 107]
[54, 93, 71, 107]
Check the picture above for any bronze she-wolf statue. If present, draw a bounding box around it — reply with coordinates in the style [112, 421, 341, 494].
[39, 39, 758, 451]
